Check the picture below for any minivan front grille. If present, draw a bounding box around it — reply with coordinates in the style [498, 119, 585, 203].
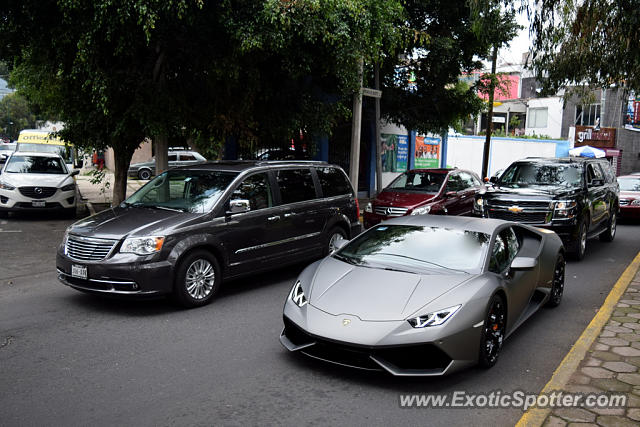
[374, 206, 409, 217]
[19, 187, 57, 199]
[65, 235, 118, 261]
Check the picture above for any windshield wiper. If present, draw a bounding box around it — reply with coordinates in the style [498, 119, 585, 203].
[332, 253, 360, 266]
[127, 202, 184, 212]
[375, 253, 469, 274]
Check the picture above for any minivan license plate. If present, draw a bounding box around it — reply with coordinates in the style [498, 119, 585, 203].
[71, 265, 87, 280]
[32, 201, 46, 207]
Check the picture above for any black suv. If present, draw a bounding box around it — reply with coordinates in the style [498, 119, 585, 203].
[474, 157, 619, 260]
[57, 161, 361, 307]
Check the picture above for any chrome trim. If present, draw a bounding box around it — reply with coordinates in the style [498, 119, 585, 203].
[57, 269, 157, 295]
[374, 206, 409, 217]
[235, 231, 321, 254]
[65, 234, 119, 262]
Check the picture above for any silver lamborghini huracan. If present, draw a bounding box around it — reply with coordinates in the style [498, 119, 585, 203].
[280, 215, 565, 376]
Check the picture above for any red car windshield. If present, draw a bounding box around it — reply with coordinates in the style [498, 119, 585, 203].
[387, 171, 446, 193]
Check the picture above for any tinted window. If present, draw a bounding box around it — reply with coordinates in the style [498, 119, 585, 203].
[587, 163, 604, 186]
[599, 161, 615, 183]
[500, 163, 583, 187]
[336, 225, 490, 273]
[489, 228, 520, 273]
[180, 154, 196, 161]
[459, 172, 478, 189]
[317, 167, 352, 197]
[277, 168, 316, 204]
[5, 155, 67, 174]
[387, 171, 446, 193]
[446, 174, 465, 192]
[232, 173, 273, 210]
[168, 154, 178, 162]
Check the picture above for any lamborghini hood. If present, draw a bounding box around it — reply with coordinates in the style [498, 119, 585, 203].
[308, 257, 473, 321]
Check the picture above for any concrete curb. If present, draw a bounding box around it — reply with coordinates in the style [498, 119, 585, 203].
[516, 251, 640, 427]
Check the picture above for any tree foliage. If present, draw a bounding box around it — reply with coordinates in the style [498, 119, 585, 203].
[0, 93, 36, 140]
[528, 0, 640, 93]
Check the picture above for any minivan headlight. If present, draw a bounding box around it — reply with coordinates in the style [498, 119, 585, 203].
[120, 236, 165, 255]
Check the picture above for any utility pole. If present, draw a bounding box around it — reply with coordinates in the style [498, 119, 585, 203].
[374, 63, 383, 194]
[481, 46, 498, 179]
[349, 59, 364, 192]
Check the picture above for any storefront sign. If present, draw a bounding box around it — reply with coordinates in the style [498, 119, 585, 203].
[575, 126, 616, 148]
[625, 92, 640, 132]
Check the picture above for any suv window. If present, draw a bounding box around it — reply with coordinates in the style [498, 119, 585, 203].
[232, 173, 273, 210]
[587, 163, 604, 186]
[168, 154, 178, 162]
[599, 161, 615, 183]
[446, 174, 465, 192]
[317, 167, 352, 197]
[180, 154, 197, 161]
[277, 168, 317, 204]
[489, 227, 520, 273]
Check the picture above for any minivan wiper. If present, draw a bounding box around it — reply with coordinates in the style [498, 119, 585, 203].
[127, 202, 184, 212]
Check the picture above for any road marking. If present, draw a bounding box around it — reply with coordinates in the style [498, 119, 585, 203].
[516, 251, 640, 427]
[0, 230, 22, 233]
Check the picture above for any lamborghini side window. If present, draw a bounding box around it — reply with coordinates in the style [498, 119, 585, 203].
[489, 228, 520, 273]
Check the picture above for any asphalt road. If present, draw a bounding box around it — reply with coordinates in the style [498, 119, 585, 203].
[1, 213, 639, 426]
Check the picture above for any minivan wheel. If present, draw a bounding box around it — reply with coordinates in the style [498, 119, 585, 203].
[324, 227, 347, 256]
[173, 250, 221, 308]
[600, 210, 616, 242]
[138, 168, 152, 180]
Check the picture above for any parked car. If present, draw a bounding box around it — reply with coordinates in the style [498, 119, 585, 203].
[617, 174, 640, 219]
[475, 157, 619, 260]
[280, 215, 565, 376]
[0, 143, 16, 164]
[127, 150, 207, 180]
[363, 168, 483, 228]
[0, 151, 78, 217]
[57, 161, 361, 307]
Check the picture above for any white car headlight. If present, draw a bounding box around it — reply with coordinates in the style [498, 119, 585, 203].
[408, 305, 461, 328]
[120, 236, 165, 255]
[410, 205, 431, 215]
[475, 197, 484, 207]
[631, 199, 640, 206]
[289, 280, 308, 307]
[364, 202, 373, 213]
[0, 180, 15, 190]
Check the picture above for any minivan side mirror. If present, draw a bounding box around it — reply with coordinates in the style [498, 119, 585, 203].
[227, 199, 250, 214]
[70, 170, 80, 177]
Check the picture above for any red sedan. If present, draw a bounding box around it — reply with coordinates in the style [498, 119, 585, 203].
[363, 168, 484, 228]
[618, 175, 640, 219]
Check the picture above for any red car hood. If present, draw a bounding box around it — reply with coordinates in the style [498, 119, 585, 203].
[620, 191, 640, 199]
[374, 190, 436, 209]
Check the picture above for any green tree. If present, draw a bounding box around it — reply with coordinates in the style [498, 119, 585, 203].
[0, 93, 36, 140]
[529, 0, 640, 93]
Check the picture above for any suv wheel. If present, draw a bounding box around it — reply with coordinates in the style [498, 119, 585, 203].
[599, 210, 617, 242]
[173, 250, 221, 308]
[324, 227, 347, 256]
[571, 220, 588, 261]
[138, 168, 152, 180]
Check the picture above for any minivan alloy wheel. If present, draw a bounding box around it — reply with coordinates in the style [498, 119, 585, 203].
[185, 259, 216, 300]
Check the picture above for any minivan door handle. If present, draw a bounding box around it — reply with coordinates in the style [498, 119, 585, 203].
[267, 215, 281, 222]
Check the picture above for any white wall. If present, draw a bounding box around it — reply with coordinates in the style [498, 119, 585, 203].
[447, 136, 560, 178]
[525, 97, 564, 139]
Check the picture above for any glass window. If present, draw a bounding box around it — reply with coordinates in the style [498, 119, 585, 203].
[180, 154, 196, 161]
[489, 228, 520, 273]
[317, 167, 352, 197]
[231, 173, 273, 210]
[587, 163, 604, 186]
[4, 155, 67, 174]
[387, 171, 446, 193]
[446, 174, 465, 192]
[277, 168, 317, 204]
[168, 154, 178, 162]
[124, 170, 238, 213]
[528, 107, 548, 128]
[16, 143, 72, 164]
[500, 162, 583, 188]
[618, 177, 640, 191]
[335, 225, 491, 274]
[458, 172, 478, 189]
[575, 104, 601, 126]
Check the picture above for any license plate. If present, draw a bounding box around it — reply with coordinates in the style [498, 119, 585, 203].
[71, 264, 87, 280]
[32, 201, 46, 207]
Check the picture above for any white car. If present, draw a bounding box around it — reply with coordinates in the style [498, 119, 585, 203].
[0, 151, 79, 217]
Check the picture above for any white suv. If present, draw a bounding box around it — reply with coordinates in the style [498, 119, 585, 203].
[0, 151, 78, 217]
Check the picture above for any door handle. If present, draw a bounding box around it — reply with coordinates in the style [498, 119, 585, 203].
[267, 215, 281, 222]
[283, 212, 296, 218]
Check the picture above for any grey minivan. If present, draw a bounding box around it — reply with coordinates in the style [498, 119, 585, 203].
[56, 161, 361, 307]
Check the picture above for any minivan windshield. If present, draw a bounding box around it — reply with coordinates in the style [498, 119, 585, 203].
[499, 163, 583, 188]
[4, 155, 67, 174]
[123, 170, 238, 213]
[334, 224, 490, 274]
[387, 171, 446, 193]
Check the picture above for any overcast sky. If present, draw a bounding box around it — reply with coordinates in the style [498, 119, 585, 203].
[501, 10, 533, 66]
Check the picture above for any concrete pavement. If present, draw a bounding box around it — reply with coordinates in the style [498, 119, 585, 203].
[75, 168, 144, 212]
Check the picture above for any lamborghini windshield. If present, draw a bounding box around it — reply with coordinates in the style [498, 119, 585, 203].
[123, 170, 238, 213]
[335, 225, 490, 274]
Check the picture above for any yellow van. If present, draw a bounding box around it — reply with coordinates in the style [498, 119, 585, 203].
[17, 130, 80, 168]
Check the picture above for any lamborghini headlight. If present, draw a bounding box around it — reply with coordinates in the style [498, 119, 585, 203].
[408, 305, 461, 328]
[120, 236, 165, 255]
[289, 280, 308, 307]
[410, 205, 431, 215]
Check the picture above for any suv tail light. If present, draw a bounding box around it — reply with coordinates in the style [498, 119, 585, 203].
[355, 198, 360, 217]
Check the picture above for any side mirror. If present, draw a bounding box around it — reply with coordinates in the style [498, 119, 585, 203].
[74, 159, 84, 169]
[510, 256, 537, 270]
[70, 170, 80, 177]
[331, 235, 349, 253]
[489, 176, 498, 184]
[227, 199, 250, 214]
[590, 178, 604, 187]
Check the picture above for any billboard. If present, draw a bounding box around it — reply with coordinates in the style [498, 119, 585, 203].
[625, 92, 640, 132]
[415, 136, 440, 168]
[381, 134, 408, 172]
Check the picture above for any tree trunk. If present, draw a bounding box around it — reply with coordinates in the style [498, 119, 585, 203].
[112, 146, 136, 206]
[155, 134, 169, 175]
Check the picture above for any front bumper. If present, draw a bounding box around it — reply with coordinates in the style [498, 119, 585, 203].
[363, 211, 406, 229]
[0, 188, 76, 212]
[56, 247, 174, 296]
[620, 205, 640, 219]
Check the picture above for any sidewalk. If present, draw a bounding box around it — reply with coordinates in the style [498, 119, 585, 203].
[75, 169, 144, 210]
[519, 254, 640, 427]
